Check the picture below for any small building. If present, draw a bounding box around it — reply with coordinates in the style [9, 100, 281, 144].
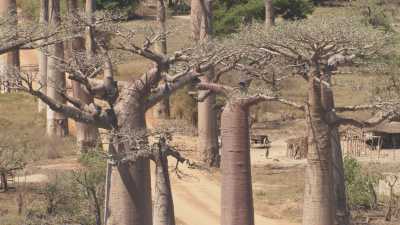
[341, 113, 400, 157]
[364, 120, 400, 149]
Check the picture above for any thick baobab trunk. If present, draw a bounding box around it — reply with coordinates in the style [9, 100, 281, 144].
[302, 78, 335, 225]
[38, 0, 49, 112]
[191, 0, 219, 167]
[153, 153, 176, 225]
[85, 0, 96, 57]
[321, 74, 350, 225]
[0, 0, 20, 94]
[46, 0, 68, 137]
[154, 0, 170, 120]
[265, 0, 275, 28]
[105, 92, 152, 225]
[68, 0, 99, 151]
[220, 102, 254, 225]
[198, 73, 219, 167]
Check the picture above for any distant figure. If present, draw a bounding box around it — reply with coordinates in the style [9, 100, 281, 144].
[264, 136, 271, 158]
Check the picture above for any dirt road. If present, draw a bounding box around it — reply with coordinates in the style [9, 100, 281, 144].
[168, 163, 299, 225]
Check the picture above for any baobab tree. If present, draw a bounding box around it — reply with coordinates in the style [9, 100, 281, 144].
[0, 0, 19, 93]
[7, 15, 233, 225]
[191, 0, 220, 167]
[67, 0, 100, 151]
[154, 0, 171, 120]
[38, 0, 49, 112]
[236, 15, 391, 225]
[197, 84, 296, 225]
[46, 0, 68, 137]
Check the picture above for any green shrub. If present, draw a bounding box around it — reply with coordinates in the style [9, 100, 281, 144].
[361, 2, 393, 32]
[213, 0, 314, 35]
[96, 0, 139, 18]
[344, 156, 380, 209]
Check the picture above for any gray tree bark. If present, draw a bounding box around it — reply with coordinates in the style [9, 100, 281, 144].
[46, 0, 69, 137]
[191, 0, 219, 167]
[0, 0, 20, 94]
[265, 0, 275, 28]
[153, 148, 176, 225]
[68, 0, 100, 151]
[302, 77, 335, 225]
[38, 0, 49, 112]
[220, 101, 254, 225]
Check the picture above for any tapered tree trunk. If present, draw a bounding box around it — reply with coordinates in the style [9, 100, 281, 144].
[153, 152, 176, 225]
[321, 73, 350, 225]
[302, 78, 335, 225]
[46, 0, 68, 137]
[198, 73, 219, 167]
[0, 0, 20, 94]
[265, 0, 275, 28]
[154, 0, 171, 120]
[191, 0, 219, 167]
[220, 102, 254, 225]
[68, 0, 99, 151]
[85, 0, 96, 57]
[38, 0, 49, 112]
[105, 89, 152, 225]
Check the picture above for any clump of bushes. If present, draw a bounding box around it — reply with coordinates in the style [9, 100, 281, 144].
[20, 151, 106, 225]
[344, 156, 380, 209]
[213, 0, 314, 35]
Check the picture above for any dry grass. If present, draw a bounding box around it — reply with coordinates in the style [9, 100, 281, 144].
[0, 93, 77, 162]
[252, 163, 305, 223]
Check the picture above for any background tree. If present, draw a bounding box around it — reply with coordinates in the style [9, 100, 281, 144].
[67, 0, 100, 151]
[38, 0, 49, 112]
[191, 0, 220, 167]
[0, 0, 20, 93]
[154, 0, 171, 120]
[46, 0, 68, 137]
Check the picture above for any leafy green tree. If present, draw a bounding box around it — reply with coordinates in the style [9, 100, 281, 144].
[213, 0, 314, 35]
[96, 0, 138, 17]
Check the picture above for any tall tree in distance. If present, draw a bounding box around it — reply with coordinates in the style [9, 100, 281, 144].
[265, 0, 274, 28]
[154, 0, 171, 120]
[86, 0, 96, 57]
[191, 0, 220, 167]
[0, 0, 20, 93]
[46, 0, 68, 137]
[38, 0, 49, 112]
[68, 0, 100, 151]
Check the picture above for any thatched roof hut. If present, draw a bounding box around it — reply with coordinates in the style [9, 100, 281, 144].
[364, 115, 400, 149]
